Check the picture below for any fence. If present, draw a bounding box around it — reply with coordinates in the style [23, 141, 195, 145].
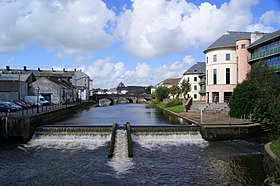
[0, 101, 81, 117]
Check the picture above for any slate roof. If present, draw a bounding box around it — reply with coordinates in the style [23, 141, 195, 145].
[183, 62, 205, 75]
[161, 78, 181, 85]
[204, 31, 251, 53]
[0, 73, 34, 82]
[248, 29, 280, 49]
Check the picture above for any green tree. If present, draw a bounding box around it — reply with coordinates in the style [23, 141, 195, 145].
[180, 79, 191, 99]
[169, 85, 181, 99]
[144, 86, 152, 94]
[155, 86, 169, 102]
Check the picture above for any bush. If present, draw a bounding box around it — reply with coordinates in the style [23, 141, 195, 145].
[155, 86, 169, 102]
[229, 80, 255, 118]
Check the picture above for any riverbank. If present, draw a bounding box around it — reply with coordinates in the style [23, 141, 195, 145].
[264, 142, 280, 184]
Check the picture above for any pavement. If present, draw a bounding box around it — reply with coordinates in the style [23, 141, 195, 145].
[175, 110, 254, 126]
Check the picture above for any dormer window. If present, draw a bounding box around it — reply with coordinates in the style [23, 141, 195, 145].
[241, 44, 246, 49]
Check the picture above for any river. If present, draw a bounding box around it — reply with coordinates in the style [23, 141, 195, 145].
[0, 104, 267, 185]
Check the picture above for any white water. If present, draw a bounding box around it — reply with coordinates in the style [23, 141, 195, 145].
[107, 130, 134, 175]
[132, 134, 208, 150]
[25, 135, 110, 150]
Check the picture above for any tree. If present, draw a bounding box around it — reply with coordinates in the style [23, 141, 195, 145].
[155, 86, 169, 102]
[180, 79, 191, 99]
[169, 85, 181, 99]
[144, 86, 152, 94]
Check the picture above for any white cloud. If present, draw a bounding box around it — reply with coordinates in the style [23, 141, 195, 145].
[77, 56, 194, 88]
[115, 0, 258, 58]
[0, 0, 115, 55]
[260, 10, 280, 25]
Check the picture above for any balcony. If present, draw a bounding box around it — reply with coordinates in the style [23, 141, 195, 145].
[199, 80, 206, 85]
[199, 89, 206, 94]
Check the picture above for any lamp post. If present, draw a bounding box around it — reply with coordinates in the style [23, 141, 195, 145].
[18, 71, 21, 100]
[36, 87, 40, 113]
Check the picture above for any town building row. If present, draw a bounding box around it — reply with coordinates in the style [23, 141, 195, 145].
[158, 29, 280, 103]
[0, 66, 92, 104]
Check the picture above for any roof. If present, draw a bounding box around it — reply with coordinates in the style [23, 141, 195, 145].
[204, 31, 251, 53]
[248, 29, 280, 49]
[183, 62, 205, 75]
[162, 78, 181, 85]
[0, 73, 34, 82]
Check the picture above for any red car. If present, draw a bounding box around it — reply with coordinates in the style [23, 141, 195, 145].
[14, 100, 32, 109]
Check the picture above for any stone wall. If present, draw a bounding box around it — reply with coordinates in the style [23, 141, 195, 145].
[200, 123, 262, 141]
[0, 101, 96, 144]
[263, 142, 280, 184]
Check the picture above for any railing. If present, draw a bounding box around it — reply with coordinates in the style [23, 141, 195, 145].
[0, 101, 81, 117]
[250, 47, 280, 61]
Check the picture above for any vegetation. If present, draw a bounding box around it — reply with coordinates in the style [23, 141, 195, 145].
[180, 79, 191, 99]
[169, 85, 181, 99]
[144, 86, 152, 94]
[229, 62, 280, 137]
[154, 86, 169, 101]
[271, 139, 280, 158]
[152, 99, 184, 113]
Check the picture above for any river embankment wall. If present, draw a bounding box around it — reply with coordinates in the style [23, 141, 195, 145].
[158, 106, 263, 141]
[0, 102, 96, 144]
[263, 142, 280, 183]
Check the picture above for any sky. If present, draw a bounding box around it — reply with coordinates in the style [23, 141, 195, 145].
[0, 0, 280, 89]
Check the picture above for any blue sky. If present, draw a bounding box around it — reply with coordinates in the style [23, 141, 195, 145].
[0, 0, 279, 88]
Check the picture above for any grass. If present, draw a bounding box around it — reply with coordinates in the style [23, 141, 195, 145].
[270, 139, 280, 158]
[166, 105, 184, 113]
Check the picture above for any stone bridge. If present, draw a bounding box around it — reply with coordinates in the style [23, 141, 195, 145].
[91, 94, 151, 104]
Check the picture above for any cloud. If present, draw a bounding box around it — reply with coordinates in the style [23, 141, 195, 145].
[260, 10, 280, 25]
[115, 0, 259, 58]
[0, 0, 115, 55]
[77, 56, 194, 88]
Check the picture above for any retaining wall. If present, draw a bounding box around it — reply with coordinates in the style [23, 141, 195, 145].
[263, 142, 280, 183]
[0, 101, 96, 144]
[199, 123, 262, 141]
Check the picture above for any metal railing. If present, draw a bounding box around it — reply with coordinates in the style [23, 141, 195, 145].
[0, 101, 81, 117]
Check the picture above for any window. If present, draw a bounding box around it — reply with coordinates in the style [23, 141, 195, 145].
[194, 77, 197, 82]
[241, 44, 246, 49]
[226, 68, 230, 84]
[213, 54, 217, 62]
[236, 45, 238, 49]
[187, 77, 190, 82]
[206, 57, 208, 63]
[194, 85, 197, 90]
[206, 70, 208, 85]
[213, 69, 217, 84]
[194, 94, 197, 99]
[226, 53, 230, 61]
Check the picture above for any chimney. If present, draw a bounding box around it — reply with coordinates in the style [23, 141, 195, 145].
[63, 68, 65, 72]
[52, 68, 54, 72]
[251, 31, 266, 44]
[23, 66, 27, 71]
[38, 68, 41, 71]
[6, 66, 10, 71]
[74, 69, 76, 72]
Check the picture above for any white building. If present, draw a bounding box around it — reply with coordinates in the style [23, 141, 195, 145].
[180, 62, 206, 101]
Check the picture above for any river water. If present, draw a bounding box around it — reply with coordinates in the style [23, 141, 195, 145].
[0, 104, 267, 185]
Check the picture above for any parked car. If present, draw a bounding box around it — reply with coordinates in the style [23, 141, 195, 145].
[13, 100, 32, 109]
[24, 96, 49, 106]
[0, 102, 22, 112]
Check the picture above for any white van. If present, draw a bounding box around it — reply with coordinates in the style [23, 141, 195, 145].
[24, 96, 49, 106]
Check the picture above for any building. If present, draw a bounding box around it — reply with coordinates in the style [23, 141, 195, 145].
[0, 66, 92, 101]
[29, 77, 76, 104]
[0, 73, 36, 102]
[248, 29, 280, 68]
[180, 62, 206, 101]
[203, 31, 266, 103]
[116, 82, 146, 95]
[158, 78, 181, 88]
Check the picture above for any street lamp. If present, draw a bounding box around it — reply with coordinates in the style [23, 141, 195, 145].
[18, 71, 21, 100]
[36, 87, 40, 113]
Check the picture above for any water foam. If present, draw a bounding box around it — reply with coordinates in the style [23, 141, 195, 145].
[25, 135, 110, 150]
[132, 134, 208, 149]
[107, 130, 134, 175]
